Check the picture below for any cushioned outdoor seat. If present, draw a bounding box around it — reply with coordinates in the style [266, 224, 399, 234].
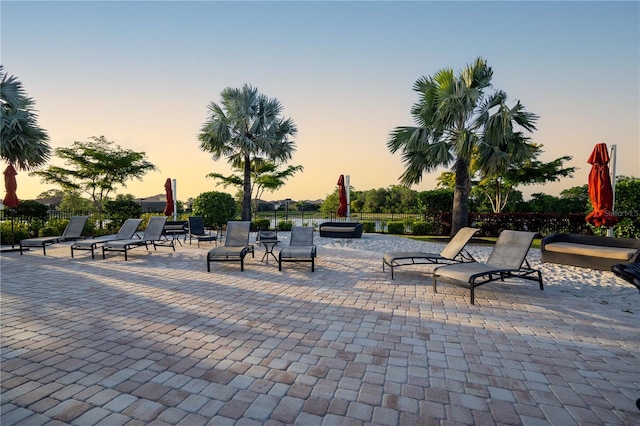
[102, 216, 172, 261]
[279, 226, 316, 272]
[382, 227, 478, 279]
[433, 230, 543, 305]
[207, 221, 253, 271]
[20, 215, 89, 255]
[71, 218, 142, 259]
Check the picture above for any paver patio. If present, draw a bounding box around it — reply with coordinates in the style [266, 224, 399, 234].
[1, 235, 639, 425]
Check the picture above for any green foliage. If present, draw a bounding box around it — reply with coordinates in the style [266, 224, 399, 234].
[57, 191, 95, 213]
[411, 221, 432, 235]
[1, 65, 51, 170]
[30, 135, 157, 213]
[104, 199, 142, 232]
[590, 176, 640, 238]
[388, 57, 538, 234]
[199, 84, 297, 220]
[418, 189, 453, 216]
[36, 218, 95, 238]
[192, 191, 237, 227]
[277, 220, 293, 231]
[252, 218, 271, 231]
[0, 220, 30, 244]
[362, 221, 375, 233]
[386, 221, 405, 235]
[9, 200, 48, 220]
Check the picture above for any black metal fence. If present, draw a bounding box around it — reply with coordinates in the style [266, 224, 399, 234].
[1, 209, 595, 238]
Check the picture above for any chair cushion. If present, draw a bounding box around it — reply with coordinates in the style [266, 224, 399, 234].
[544, 242, 635, 261]
[280, 247, 314, 259]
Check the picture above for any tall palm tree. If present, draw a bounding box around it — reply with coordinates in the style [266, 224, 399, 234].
[387, 57, 538, 235]
[199, 84, 297, 220]
[1, 66, 51, 170]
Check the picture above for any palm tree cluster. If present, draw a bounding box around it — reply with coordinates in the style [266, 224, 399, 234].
[387, 57, 539, 235]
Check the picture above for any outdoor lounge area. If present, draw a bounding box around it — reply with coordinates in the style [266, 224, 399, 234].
[1, 233, 639, 424]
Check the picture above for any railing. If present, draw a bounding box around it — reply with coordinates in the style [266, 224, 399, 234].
[0, 209, 598, 237]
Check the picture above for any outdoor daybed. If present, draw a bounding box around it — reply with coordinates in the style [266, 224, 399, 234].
[541, 233, 640, 270]
[319, 222, 363, 238]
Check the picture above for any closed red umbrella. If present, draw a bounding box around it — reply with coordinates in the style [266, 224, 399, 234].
[337, 174, 347, 217]
[3, 164, 19, 208]
[585, 143, 618, 227]
[163, 178, 174, 216]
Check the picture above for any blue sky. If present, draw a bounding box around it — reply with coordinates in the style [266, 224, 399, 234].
[2, 1, 639, 203]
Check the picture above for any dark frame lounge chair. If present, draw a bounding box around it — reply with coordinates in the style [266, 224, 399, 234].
[71, 218, 143, 259]
[612, 263, 640, 292]
[19, 215, 89, 255]
[433, 230, 543, 305]
[206, 221, 253, 271]
[187, 216, 218, 247]
[279, 226, 316, 272]
[382, 227, 478, 279]
[102, 216, 172, 261]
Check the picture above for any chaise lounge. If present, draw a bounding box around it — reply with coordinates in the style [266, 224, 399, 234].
[541, 233, 640, 270]
[319, 222, 363, 238]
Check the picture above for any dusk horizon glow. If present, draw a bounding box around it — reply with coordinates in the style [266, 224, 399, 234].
[2, 1, 638, 204]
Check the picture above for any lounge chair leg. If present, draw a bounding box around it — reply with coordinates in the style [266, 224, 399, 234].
[470, 282, 475, 305]
[311, 258, 315, 272]
[433, 276, 437, 293]
[71, 247, 74, 258]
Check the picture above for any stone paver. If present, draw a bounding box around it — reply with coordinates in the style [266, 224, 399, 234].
[2, 235, 640, 425]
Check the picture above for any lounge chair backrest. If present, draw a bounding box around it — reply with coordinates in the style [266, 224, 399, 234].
[188, 216, 206, 236]
[143, 216, 168, 241]
[439, 227, 479, 259]
[115, 219, 143, 240]
[289, 226, 314, 246]
[486, 230, 537, 269]
[61, 216, 90, 239]
[224, 221, 251, 247]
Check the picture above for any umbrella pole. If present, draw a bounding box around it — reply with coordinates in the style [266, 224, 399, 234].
[608, 145, 617, 237]
[10, 209, 15, 249]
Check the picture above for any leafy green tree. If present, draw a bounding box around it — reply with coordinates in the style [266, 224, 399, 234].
[473, 145, 575, 212]
[103, 199, 143, 232]
[388, 57, 538, 235]
[57, 191, 94, 212]
[31, 136, 156, 213]
[0, 66, 51, 170]
[593, 176, 640, 238]
[36, 189, 64, 199]
[417, 189, 454, 217]
[207, 158, 303, 216]
[192, 191, 237, 228]
[199, 84, 298, 221]
[559, 185, 590, 213]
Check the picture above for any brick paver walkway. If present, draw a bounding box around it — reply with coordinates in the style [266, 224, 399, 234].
[1, 236, 639, 425]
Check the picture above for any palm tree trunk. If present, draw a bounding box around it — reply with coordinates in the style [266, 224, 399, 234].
[451, 157, 470, 237]
[242, 154, 252, 221]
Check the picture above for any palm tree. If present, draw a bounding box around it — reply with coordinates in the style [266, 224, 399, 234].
[387, 57, 538, 235]
[1, 66, 51, 170]
[199, 84, 297, 220]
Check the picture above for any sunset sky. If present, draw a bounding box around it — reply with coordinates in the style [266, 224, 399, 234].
[2, 1, 638, 204]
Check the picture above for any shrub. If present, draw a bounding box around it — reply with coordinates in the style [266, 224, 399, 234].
[252, 218, 271, 231]
[362, 221, 375, 233]
[411, 221, 432, 235]
[192, 191, 237, 227]
[0, 221, 30, 245]
[386, 221, 405, 234]
[277, 220, 293, 231]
